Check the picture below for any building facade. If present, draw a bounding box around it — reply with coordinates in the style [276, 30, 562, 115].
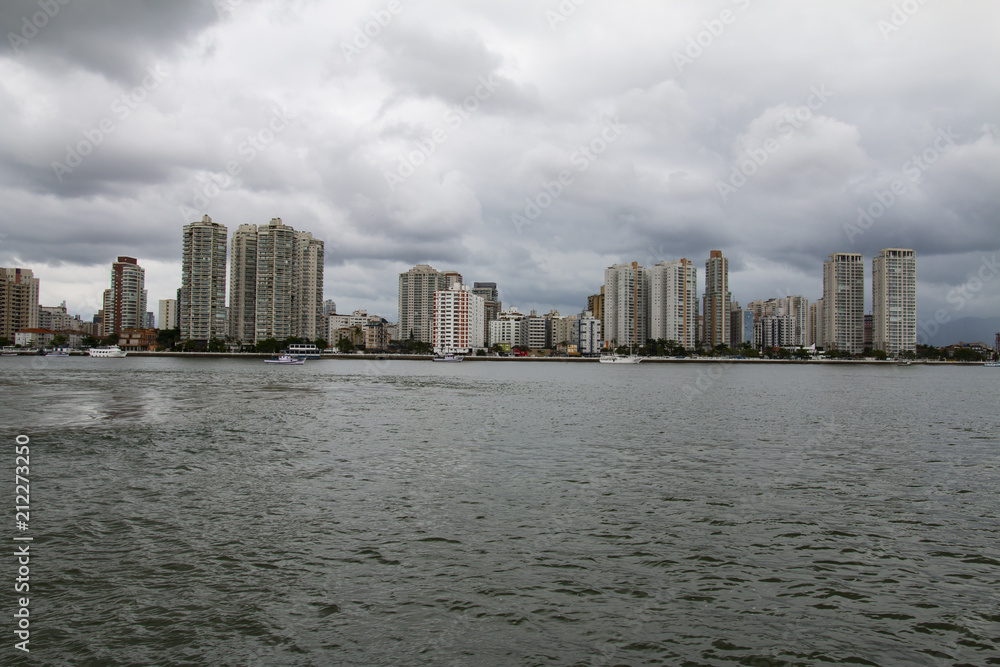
[399, 264, 450, 344]
[431, 285, 485, 355]
[872, 248, 916, 356]
[228, 218, 324, 345]
[158, 299, 178, 330]
[604, 261, 648, 350]
[180, 215, 228, 343]
[574, 311, 602, 355]
[822, 253, 865, 354]
[702, 250, 731, 349]
[104, 257, 147, 336]
[649, 259, 698, 349]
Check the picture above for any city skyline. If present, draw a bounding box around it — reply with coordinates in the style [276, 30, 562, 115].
[0, 2, 996, 326]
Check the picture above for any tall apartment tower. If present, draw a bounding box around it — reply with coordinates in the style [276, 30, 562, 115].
[180, 215, 228, 343]
[822, 253, 865, 354]
[398, 264, 449, 344]
[227, 218, 324, 345]
[0, 268, 40, 339]
[587, 287, 605, 338]
[703, 250, 731, 349]
[472, 282, 501, 346]
[432, 284, 485, 355]
[104, 256, 147, 336]
[604, 261, 648, 349]
[648, 259, 698, 349]
[229, 224, 258, 344]
[294, 231, 325, 341]
[872, 248, 916, 356]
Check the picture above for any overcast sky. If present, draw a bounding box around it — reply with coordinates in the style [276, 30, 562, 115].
[1, 0, 998, 327]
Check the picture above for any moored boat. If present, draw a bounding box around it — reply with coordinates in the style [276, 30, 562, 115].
[88, 345, 127, 358]
[432, 354, 464, 362]
[599, 354, 642, 364]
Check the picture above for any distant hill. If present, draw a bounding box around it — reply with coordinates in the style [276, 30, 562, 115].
[923, 316, 1000, 348]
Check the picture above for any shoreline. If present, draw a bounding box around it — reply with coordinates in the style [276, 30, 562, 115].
[6, 351, 989, 365]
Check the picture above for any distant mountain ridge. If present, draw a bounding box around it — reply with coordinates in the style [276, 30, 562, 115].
[921, 316, 1000, 348]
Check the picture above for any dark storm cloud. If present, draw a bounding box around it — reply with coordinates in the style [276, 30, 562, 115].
[1, 0, 222, 82]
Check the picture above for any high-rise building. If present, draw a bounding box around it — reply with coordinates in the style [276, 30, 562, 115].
[807, 302, 818, 347]
[472, 282, 501, 346]
[872, 248, 916, 356]
[587, 287, 605, 339]
[822, 253, 865, 354]
[649, 259, 698, 349]
[703, 250, 731, 350]
[294, 231, 324, 342]
[228, 218, 324, 345]
[399, 264, 450, 344]
[323, 299, 337, 316]
[180, 215, 228, 343]
[604, 261, 648, 350]
[229, 224, 258, 344]
[104, 257, 147, 336]
[431, 284, 484, 355]
[158, 299, 178, 330]
[0, 268, 40, 339]
[864, 314, 873, 350]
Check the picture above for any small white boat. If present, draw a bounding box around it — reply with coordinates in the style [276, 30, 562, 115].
[599, 354, 642, 364]
[46, 351, 70, 357]
[88, 345, 127, 358]
[264, 355, 305, 365]
[984, 362, 1000, 367]
[1, 346, 18, 356]
[432, 354, 464, 362]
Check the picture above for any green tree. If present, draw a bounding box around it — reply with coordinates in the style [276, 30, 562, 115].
[872, 349, 887, 360]
[411, 341, 432, 355]
[207, 337, 227, 352]
[157, 328, 180, 350]
[256, 338, 281, 354]
[314, 338, 328, 350]
[0, 336, 13, 348]
[101, 333, 119, 345]
[82, 335, 100, 348]
[336, 338, 356, 353]
[50, 333, 68, 347]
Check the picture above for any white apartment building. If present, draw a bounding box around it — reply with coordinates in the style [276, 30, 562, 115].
[432, 284, 485, 355]
[872, 248, 916, 356]
[746, 296, 809, 347]
[649, 259, 698, 349]
[574, 310, 602, 355]
[488, 307, 524, 349]
[158, 299, 178, 330]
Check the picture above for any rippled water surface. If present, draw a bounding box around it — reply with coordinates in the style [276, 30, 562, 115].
[2, 357, 998, 666]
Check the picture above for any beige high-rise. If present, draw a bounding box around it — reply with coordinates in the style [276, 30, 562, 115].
[822, 253, 865, 354]
[873, 249, 916, 356]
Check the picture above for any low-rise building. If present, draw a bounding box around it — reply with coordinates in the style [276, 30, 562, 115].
[119, 328, 158, 351]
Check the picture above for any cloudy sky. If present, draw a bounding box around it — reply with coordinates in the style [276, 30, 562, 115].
[1, 0, 998, 327]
